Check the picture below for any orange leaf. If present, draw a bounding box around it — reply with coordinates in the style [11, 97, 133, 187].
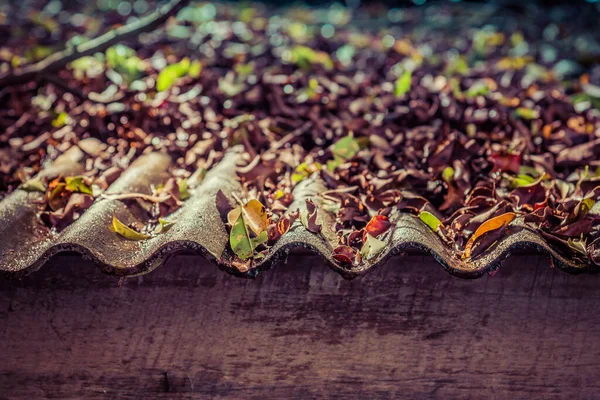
[463, 212, 516, 259]
[365, 215, 391, 237]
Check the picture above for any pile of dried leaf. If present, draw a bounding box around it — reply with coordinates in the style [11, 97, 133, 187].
[1, 1, 600, 270]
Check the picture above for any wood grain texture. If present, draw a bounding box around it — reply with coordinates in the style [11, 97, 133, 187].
[1, 254, 600, 399]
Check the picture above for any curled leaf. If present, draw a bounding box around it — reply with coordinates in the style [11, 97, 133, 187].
[568, 236, 588, 256]
[469, 224, 507, 259]
[110, 214, 152, 241]
[419, 211, 442, 232]
[360, 233, 386, 261]
[463, 212, 516, 259]
[365, 215, 392, 237]
[227, 206, 241, 226]
[333, 245, 357, 265]
[155, 218, 175, 235]
[268, 211, 300, 243]
[305, 199, 322, 233]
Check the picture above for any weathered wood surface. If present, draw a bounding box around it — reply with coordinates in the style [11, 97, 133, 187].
[1, 253, 600, 399]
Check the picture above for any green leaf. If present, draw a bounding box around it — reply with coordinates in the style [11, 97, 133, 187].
[326, 157, 343, 173]
[21, 178, 46, 193]
[515, 107, 539, 120]
[51, 112, 69, 128]
[178, 179, 190, 200]
[110, 214, 153, 241]
[445, 55, 470, 76]
[332, 135, 360, 160]
[71, 56, 99, 71]
[290, 45, 333, 71]
[188, 60, 202, 78]
[465, 81, 489, 98]
[106, 44, 136, 68]
[234, 62, 254, 77]
[155, 218, 175, 234]
[156, 58, 190, 91]
[519, 165, 541, 178]
[508, 173, 537, 187]
[64, 176, 93, 195]
[25, 45, 53, 62]
[105, 45, 145, 84]
[419, 211, 442, 232]
[394, 69, 412, 97]
[291, 162, 321, 184]
[360, 233, 386, 261]
[442, 167, 454, 183]
[227, 198, 269, 260]
[229, 206, 268, 260]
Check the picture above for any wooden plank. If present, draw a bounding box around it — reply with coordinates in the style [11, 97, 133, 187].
[1, 254, 600, 399]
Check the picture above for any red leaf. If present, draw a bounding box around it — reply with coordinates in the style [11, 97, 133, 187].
[365, 215, 391, 237]
[490, 152, 521, 173]
[333, 245, 357, 265]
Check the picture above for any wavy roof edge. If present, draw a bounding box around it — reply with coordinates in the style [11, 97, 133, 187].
[0, 150, 597, 280]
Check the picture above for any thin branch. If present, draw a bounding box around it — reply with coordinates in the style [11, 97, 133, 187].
[0, 0, 191, 88]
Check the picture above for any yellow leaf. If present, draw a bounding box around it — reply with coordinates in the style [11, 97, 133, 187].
[463, 212, 516, 259]
[227, 207, 241, 226]
[110, 214, 152, 241]
[241, 199, 267, 236]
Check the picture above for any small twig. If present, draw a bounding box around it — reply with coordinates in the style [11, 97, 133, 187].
[0, 0, 191, 87]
